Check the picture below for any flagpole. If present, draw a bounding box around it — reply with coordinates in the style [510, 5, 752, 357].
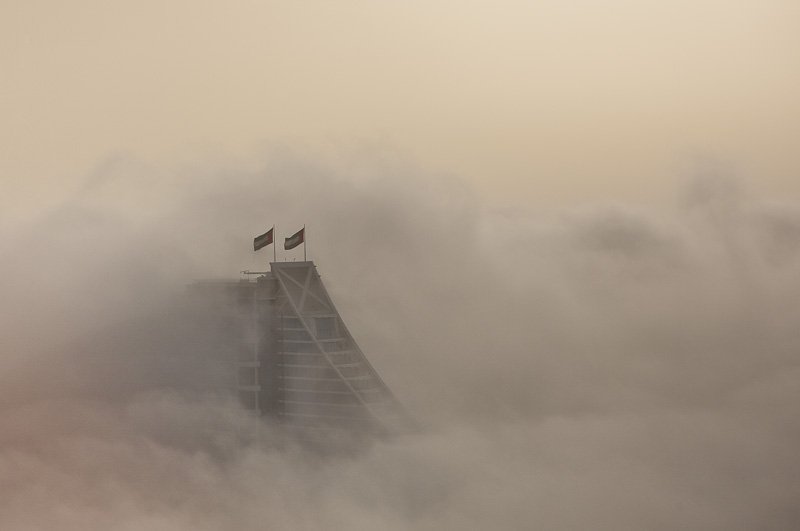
[303, 225, 307, 261]
[272, 224, 276, 264]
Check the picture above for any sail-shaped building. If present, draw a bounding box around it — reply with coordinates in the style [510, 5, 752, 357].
[190, 261, 404, 434]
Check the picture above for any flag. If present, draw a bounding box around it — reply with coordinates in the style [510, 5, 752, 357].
[253, 228, 274, 251]
[284, 227, 305, 250]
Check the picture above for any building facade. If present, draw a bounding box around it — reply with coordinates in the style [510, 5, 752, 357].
[190, 261, 404, 433]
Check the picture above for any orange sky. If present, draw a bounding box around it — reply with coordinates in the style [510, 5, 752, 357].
[2, 0, 799, 212]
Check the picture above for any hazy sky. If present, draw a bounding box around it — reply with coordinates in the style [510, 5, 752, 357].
[2, 4, 800, 529]
[2, 0, 799, 212]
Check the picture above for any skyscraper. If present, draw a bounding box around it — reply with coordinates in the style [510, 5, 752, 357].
[190, 261, 405, 434]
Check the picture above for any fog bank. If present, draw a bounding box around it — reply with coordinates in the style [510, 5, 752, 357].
[1, 155, 799, 529]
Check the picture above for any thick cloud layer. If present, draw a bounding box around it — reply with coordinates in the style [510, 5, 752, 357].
[1, 154, 799, 529]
